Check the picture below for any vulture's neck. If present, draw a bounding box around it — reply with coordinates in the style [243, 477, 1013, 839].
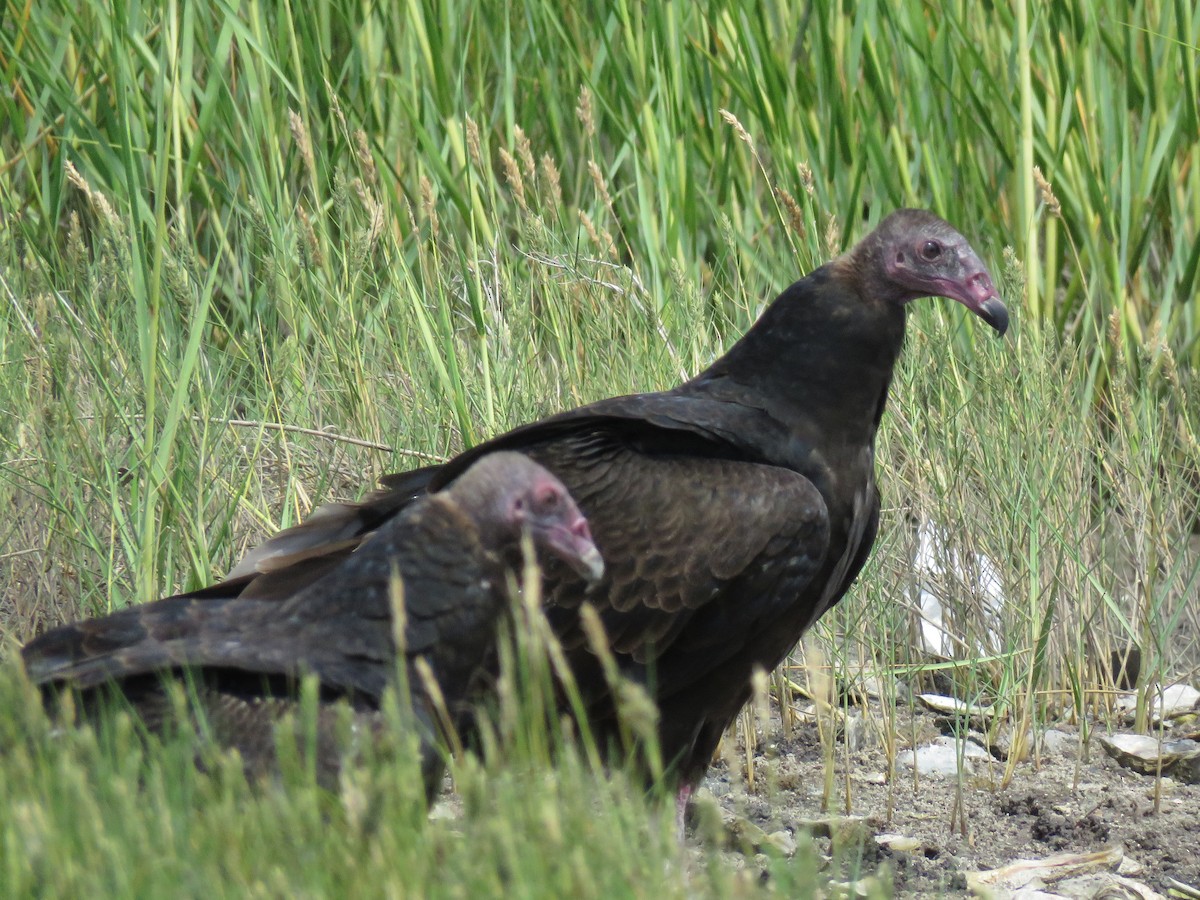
[687, 260, 907, 462]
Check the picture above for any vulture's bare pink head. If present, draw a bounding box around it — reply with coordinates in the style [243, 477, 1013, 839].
[448, 451, 605, 583]
[862, 208, 1008, 336]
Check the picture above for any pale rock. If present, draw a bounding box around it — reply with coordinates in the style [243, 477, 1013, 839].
[898, 736, 991, 777]
[966, 846, 1124, 894]
[1098, 733, 1200, 784]
[1115, 683, 1200, 724]
[875, 833, 923, 853]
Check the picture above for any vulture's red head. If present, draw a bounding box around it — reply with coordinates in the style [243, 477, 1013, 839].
[860, 208, 1008, 336]
[447, 451, 605, 583]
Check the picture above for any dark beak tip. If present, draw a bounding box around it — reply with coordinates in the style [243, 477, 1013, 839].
[980, 297, 1009, 337]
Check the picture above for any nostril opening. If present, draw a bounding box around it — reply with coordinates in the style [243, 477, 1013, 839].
[969, 272, 994, 296]
[571, 519, 592, 540]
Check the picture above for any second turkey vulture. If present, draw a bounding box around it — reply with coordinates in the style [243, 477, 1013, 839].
[23, 452, 603, 797]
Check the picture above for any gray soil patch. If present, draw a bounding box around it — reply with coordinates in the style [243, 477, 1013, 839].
[702, 704, 1200, 897]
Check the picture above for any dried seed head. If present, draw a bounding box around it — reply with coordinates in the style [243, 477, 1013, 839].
[498, 147, 527, 211]
[514, 125, 536, 182]
[328, 86, 347, 133]
[403, 198, 417, 236]
[354, 130, 377, 188]
[64, 160, 122, 237]
[797, 162, 815, 196]
[351, 184, 385, 265]
[1033, 166, 1061, 218]
[420, 174, 439, 240]
[66, 211, 87, 272]
[349, 174, 369, 209]
[465, 116, 483, 168]
[576, 84, 595, 138]
[774, 186, 805, 238]
[332, 167, 351, 217]
[1161, 341, 1179, 388]
[719, 108, 755, 151]
[297, 205, 322, 269]
[1107, 308, 1127, 369]
[288, 109, 315, 186]
[540, 153, 563, 208]
[578, 209, 616, 260]
[823, 214, 841, 256]
[586, 160, 614, 217]
[579, 209, 601, 246]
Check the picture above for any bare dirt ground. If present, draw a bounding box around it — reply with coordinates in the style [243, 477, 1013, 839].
[700, 699, 1200, 898]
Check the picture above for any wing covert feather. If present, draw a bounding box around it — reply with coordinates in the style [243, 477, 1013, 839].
[517, 434, 829, 683]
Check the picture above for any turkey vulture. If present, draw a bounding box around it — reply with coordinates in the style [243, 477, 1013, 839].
[23, 452, 603, 797]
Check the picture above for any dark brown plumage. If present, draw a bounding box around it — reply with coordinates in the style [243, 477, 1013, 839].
[190, 209, 1007, 798]
[31, 209, 1007, 806]
[23, 452, 603, 797]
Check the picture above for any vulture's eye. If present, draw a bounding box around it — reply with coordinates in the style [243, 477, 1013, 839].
[920, 240, 942, 261]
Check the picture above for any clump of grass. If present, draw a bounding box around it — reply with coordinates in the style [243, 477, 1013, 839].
[0, 661, 684, 896]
